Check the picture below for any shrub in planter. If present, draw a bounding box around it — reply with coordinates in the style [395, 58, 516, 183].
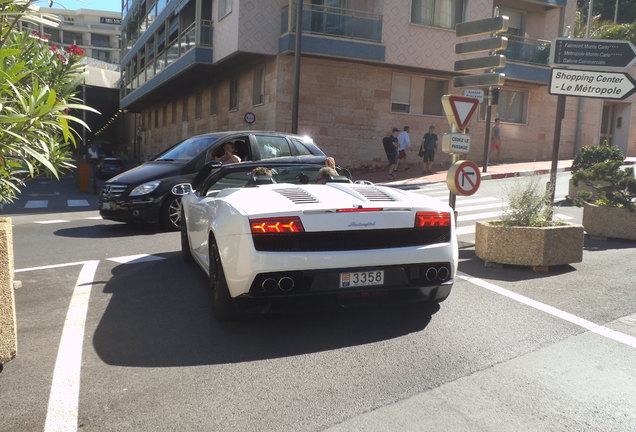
[568, 141, 624, 200]
[573, 159, 636, 240]
[475, 180, 584, 268]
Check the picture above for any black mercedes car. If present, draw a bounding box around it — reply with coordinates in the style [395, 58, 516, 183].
[99, 131, 327, 230]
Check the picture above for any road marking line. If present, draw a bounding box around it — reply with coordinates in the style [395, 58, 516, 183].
[15, 261, 90, 273]
[457, 271, 636, 349]
[457, 202, 505, 212]
[44, 260, 100, 432]
[456, 225, 476, 235]
[67, 200, 90, 207]
[34, 220, 70, 225]
[107, 254, 166, 264]
[554, 213, 574, 220]
[456, 196, 500, 203]
[457, 211, 502, 222]
[24, 200, 48, 209]
[85, 216, 102, 220]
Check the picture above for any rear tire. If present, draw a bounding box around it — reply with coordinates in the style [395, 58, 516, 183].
[209, 237, 238, 321]
[180, 208, 194, 263]
[161, 194, 182, 231]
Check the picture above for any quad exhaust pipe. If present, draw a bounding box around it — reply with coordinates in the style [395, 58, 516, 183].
[261, 276, 296, 292]
[425, 265, 450, 282]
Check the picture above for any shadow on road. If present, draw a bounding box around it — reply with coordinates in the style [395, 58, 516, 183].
[54, 223, 166, 238]
[583, 236, 636, 251]
[458, 248, 578, 282]
[92, 254, 438, 367]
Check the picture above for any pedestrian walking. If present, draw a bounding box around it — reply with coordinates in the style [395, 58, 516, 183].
[397, 126, 412, 171]
[489, 118, 503, 164]
[383, 128, 399, 179]
[420, 125, 438, 174]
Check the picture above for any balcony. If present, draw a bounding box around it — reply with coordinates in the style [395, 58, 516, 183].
[280, 3, 385, 62]
[500, 36, 551, 84]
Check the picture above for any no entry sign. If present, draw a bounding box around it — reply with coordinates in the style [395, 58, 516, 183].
[447, 160, 481, 196]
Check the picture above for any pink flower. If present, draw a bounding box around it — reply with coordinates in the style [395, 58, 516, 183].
[49, 45, 58, 51]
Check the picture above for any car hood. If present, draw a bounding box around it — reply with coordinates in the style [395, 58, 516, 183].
[106, 161, 186, 185]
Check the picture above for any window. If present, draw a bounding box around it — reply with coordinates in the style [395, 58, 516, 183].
[411, 0, 464, 29]
[291, 138, 313, 155]
[253, 67, 265, 106]
[91, 33, 110, 47]
[182, 96, 189, 121]
[209, 85, 218, 115]
[195, 92, 202, 119]
[390, 74, 411, 113]
[254, 135, 292, 158]
[479, 89, 528, 124]
[229, 78, 239, 111]
[219, 0, 232, 19]
[63, 31, 83, 45]
[390, 73, 448, 116]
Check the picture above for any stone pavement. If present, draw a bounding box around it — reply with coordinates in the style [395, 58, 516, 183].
[350, 157, 636, 187]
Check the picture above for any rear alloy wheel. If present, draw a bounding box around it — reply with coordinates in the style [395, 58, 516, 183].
[209, 237, 238, 321]
[180, 208, 194, 263]
[161, 194, 182, 231]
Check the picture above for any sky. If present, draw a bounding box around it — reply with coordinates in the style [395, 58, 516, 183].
[44, 0, 121, 13]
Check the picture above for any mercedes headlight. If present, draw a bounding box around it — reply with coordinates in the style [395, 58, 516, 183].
[130, 180, 160, 196]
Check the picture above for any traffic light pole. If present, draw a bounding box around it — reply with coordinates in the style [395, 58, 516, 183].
[482, 86, 493, 173]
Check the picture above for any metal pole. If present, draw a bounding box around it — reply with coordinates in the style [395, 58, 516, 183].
[482, 87, 493, 173]
[291, 0, 303, 134]
[614, 0, 618, 23]
[449, 124, 459, 209]
[586, 0, 595, 37]
[548, 94, 566, 205]
[575, 0, 594, 156]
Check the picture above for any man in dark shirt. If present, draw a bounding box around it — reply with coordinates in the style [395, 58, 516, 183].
[383, 128, 399, 179]
[421, 125, 438, 174]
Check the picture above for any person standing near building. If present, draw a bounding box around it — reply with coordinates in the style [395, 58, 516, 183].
[490, 118, 502, 164]
[383, 128, 399, 179]
[421, 125, 438, 174]
[396, 126, 412, 171]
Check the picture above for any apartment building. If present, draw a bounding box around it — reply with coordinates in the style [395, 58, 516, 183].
[21, 7, 121, 66]
[119, 0, 635, 167]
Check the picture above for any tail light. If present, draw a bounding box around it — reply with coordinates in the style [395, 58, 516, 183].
[250, 216, 305, 233]
[415, 212, 451, 228]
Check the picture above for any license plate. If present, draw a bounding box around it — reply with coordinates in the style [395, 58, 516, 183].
[339, 270, 384, 288]
[101, 202, 111, 210]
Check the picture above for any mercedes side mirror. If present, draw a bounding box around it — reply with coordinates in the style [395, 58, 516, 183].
[171, 183, 193, 196]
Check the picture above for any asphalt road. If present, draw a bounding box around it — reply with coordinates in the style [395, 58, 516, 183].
[1, 173, 635, 432]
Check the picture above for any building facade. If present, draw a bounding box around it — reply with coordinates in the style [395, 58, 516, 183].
[21, 7, 121, 66]
[119, 0, 635, 167]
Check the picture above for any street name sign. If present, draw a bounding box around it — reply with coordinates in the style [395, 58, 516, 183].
[456, 36, 508, 55]
[549, 68, 636, 100]
[441, 95, 480, 130]
[455, 55, 506, 72]
[453, 73, 505, 89]
[550, 38, 636, 70]
[463, 89, 484, 103]
[456, 16, 509, 38]
[442, 133, 470, 154]
[447, 160, 481, 196]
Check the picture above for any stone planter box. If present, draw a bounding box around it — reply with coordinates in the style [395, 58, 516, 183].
[567, 178, 609, 201]
[475, 221, 584, 267]
[0, 217, 17, 368]
[583, 202, 636, 240]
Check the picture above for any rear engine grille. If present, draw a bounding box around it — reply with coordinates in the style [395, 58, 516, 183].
[101, 184, 128, 198]
[252, 227, 450, 252]
[351, 186, 394, 202]
[275, 187, 319, 204]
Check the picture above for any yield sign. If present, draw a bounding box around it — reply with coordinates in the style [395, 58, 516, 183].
[441, 95, 480, 130]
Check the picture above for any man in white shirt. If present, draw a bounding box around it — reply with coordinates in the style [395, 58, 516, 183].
[397, 126, 411, 171]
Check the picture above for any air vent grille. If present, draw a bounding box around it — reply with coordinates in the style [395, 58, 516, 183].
[351, 186, 395, 202]
[275, 188, 319, 204]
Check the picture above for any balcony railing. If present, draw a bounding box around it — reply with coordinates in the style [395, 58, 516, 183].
[503, 35, 551, 66]
[281, 4, 382, 43]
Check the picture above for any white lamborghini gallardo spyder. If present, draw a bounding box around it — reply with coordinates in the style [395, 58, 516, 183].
[176, 161, 458, 320]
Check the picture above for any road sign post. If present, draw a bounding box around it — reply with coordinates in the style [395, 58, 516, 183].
[447, 160, 481, 196]
[550, 38, 636, 70]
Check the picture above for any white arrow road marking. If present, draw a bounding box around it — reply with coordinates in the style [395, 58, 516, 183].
[43, 260, 100, 432]
[24, 200, 48, 208]
[107, 254, 166, 264]
[67, 200, 90, 207]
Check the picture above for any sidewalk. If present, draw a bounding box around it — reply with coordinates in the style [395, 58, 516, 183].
[350, 157, 636, 188]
